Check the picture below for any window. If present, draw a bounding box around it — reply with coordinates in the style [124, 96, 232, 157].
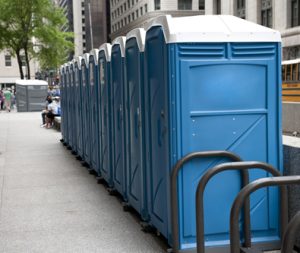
[236, 0, 245, 18]
[145, 4, 148, 12]
[155, 0, 160, 10]
[128, 0, 130, 8]
[124, 3, 126, 11]
[199, 0, 205, 10]
[261, 0, 272, 28]
[132, 0, 134, 5]
[178, 0, 192, 10]
[292, 64, 297, 80]
[292, 0, 300, 27]
[140, 7, 143, 15]
[132, 12, 135, 20]
[214, 0, 221, 14]
[5, 55, 11, 67]
[282, 66, 286, 82]
[136, 10, 139, 18]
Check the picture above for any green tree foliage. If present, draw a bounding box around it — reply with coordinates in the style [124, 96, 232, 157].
[0, 0, 73, 79]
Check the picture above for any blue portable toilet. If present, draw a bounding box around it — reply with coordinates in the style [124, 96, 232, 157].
[64, 62, 71, 147]
[69, 61, 77, 153]
[98, 43, 113, 186]
[125, 28, 148, 220]
[59, 64, 67, 143]
[111, 36, 127, 197]
[74, 56, 84, 160]
[81, 53, 91, 166]
[89, 49, 100, 175]
[144, 15, 282, 251]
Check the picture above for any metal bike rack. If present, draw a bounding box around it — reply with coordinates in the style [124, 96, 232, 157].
[230, 175, 300, 253]
[170, 150, 243, 253]
[282, 211, 300, 253]
[195, 161, 286, 253]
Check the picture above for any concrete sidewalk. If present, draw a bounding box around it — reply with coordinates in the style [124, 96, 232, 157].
[0, 111, 166, 253]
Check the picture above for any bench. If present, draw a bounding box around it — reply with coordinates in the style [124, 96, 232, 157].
[53, 116, 61, 131]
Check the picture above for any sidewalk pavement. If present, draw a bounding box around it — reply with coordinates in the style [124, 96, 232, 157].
[0, 111, 166, 253]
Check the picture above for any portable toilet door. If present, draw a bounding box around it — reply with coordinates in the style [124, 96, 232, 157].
[111, 36, 127, 198]
[64, 63, 71, 147]
[89, 49, 101, 175]
[74, 57, 84, 160]
[144, 15, 282, 251]
[59, 65, 66, 142]
[81, 53, 91, 166]
[69, 61, 77, 153]
[98, 43, 113, 187]
[125, 28, 148, 220]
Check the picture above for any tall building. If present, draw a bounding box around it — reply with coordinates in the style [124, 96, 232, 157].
[56, 0, 110, 55]
[109, 0, 205, 40]
[205, 0, 300, 60]
[84, 0, 110, 51]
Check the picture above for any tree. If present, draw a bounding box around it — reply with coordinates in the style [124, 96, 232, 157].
[0, 0, 73, 79]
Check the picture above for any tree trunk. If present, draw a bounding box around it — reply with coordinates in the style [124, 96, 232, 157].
[16, 49, 24, 79]
[24, 46, 31, 79]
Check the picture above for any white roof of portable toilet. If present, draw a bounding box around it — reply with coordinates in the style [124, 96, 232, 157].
[146, 15, 281, 43]
[74, 56, 83, 70]
[82, 53, 90, 66]
[111, 36, 126, 57]
[90, 49, 99, 65]
[15, 80, 48, 86]
[99, 43, 112, 62]
[126, 28, 146, 52]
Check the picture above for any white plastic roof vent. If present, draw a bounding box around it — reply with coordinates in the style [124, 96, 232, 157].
[126, 28, 146, 52]
[111, 36, 126, 57]
[99, 43, 112, 62]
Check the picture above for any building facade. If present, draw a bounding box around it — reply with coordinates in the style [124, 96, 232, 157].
[57, 0, 110, 55]
[110, 0, 205, 40]
[205, 0, 300, 60]
[0, 51, 38, 88]
[84, 0, 110, 51]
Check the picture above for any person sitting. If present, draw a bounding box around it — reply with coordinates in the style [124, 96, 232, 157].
[45, 97, 59, 129]
[41, 95, 52, 127]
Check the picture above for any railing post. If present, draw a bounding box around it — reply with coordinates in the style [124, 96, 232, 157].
[230, 176, 300, 253]
[170, 150, 242, 252]
[195, 161, 282, 253]
[281, 211, 300, 253]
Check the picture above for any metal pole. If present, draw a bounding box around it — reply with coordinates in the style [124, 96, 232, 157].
[170, 150, 242, 252]
[195, 161, 281, 253]
[281, 211, 300, 253]
[230, 176, 300, 253]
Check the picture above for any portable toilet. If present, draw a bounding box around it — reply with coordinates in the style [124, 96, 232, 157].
[98, 43, 113, 186]
[144, 15, 282, 251]
[15, 79, 48, 112]
[69, 61, 77, 152]
[74, 57, 84, 160]
[64, 63, 71, 147]
[59, 65, 66, 142]
[81, 53, 91, 166]
[125, 28, 148, 220]
[111, 36, 127, 197]
[89, 49, 100, 175]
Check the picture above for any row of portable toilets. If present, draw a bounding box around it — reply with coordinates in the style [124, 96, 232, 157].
[60, 15, 300, 253]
